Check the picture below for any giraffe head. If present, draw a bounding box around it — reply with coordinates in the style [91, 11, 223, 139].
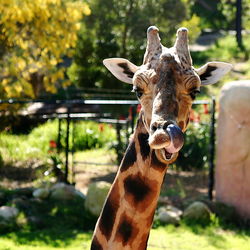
[104, 26, 232, 164]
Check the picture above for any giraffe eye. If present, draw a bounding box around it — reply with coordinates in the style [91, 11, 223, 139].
[136, 91, 143, 98]
[190, 89, 200, 100]
[132, 86, 143, 99]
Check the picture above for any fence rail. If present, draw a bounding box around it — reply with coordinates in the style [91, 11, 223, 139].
[0, 97, 215, 199]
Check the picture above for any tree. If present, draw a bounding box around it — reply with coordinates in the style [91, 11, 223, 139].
[68, 0, 189, 90]
[236, 0, 243, 49]
[218, 0, 250, 51]
[189, 0, 226, 30]
[0, 0, 90, 99]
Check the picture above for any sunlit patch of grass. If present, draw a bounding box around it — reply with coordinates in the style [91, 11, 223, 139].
[148, 224, 250, 250]
[0, 230, 92, 250]
[1, 224, 250, 250]
[0, 120, 117, 164]
[73, 148, 118, 174]
[74, 148, 117, 165]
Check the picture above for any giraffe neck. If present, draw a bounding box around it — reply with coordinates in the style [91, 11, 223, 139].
[91, 113, 168, 250]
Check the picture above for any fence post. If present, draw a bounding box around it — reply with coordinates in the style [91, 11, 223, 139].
[65, 109, 70, 184]
[208, 97, 216, 200]
[71, 119, 76, 185]
[57, 117, 62, 153]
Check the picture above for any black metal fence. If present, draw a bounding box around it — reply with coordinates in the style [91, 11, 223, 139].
[0, 97, 216, 199]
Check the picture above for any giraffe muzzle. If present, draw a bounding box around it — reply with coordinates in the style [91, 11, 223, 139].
[148, 123, 184, 154]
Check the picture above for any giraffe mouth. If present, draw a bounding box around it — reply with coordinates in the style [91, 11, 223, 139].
[163, 148, 173, 159]
[150, 124, 184, 163]
[156, 148, 177, 164]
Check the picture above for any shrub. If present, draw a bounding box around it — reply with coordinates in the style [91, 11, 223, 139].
[0, 153, 3, 168]
[30, 120, 116, 152]
[175, 122, 210, 171]
[0, 120, 117, 162]
[72, 121, 116, 151]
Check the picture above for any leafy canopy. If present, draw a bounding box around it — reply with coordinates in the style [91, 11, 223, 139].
[69, 0, 193, 90]
[0, 0, 90, 98]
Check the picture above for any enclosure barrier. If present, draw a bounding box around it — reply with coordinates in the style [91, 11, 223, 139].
[0, 98, 215, 199]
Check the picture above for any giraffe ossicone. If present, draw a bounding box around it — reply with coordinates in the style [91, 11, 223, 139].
[91, 26, 232, 250]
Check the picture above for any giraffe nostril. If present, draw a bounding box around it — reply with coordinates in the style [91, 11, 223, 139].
[150, 124, 157, 133]
[162, 121, 173, 130]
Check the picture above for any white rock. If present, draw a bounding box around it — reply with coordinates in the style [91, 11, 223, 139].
[158, 210, 180, 225]
[0, 206, 19, 221]
[33, 188, 50, 199]
[183, 201, 211, 222]
[50, 182, 85, 201]
[157, 205, 182, 225]
[85, 181, 111, 217]
[166, 205, 183, 216]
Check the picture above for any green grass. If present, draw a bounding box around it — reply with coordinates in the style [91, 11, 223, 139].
[0, 120, 116, 163]
[1, 224, 250, 250]
[0, 121, 58, 162]
[0, 229, 92, 250]
[148, 225, 250, 250]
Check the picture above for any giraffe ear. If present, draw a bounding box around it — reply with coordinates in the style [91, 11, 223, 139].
[196, 62, 232, 85]
[103, 58, 138, 84]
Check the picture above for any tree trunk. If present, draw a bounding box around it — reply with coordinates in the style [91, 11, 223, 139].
[236, 0, 243, 50]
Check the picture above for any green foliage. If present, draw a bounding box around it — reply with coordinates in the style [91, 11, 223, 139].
[192, 34, 250, 67]
[0, 152, 3, 168]
[213, 202, 242, 228]
[69, 0, 189, 90]
[180, 14, 201, 43]
[192, 33, 250, 88]
[0, 0, 90, 99]
[218, 0, 250, 30]
[176, 122, 210, 171]
[72, 122, 116, 151]
[0, 120, 116, 162]
[2, 223, 250, 250]
[1, 189, 97, 233]
[190, 0, 250, 31]
[0, 133, 43, 161]
[189, 0, 226, 30]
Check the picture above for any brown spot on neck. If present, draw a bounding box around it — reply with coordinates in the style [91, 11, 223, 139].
[115, 213, 139, 246]
[98, 181, 120, 241]
[137, 132, 150, 160]
[120, 141, 137, 172]
[91, 236, 103, 250]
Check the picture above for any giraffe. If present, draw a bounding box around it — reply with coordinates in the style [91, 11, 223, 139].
[91, 26, 232, 250]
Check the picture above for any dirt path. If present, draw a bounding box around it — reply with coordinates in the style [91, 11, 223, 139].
[74, 162, 209, 208]
[0, 150, 209, 209]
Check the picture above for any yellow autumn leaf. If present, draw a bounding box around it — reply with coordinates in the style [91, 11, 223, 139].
[15, 84, 23, 94]
[2, 79, 9, 86]
[0, 0, 90, 98]
[50, 58, 58, 66]
[62, 80, 71, 87]
[17, 58, 26, 71]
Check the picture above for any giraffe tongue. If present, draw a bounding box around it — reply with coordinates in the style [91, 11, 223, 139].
[165, 124, 184, 154]
[164, 149, 172, 159]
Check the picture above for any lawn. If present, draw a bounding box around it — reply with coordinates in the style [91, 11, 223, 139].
[1, 224, 250, 250]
